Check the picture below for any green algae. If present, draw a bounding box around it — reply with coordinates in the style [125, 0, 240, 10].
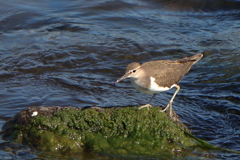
[1, 106, 221, 158]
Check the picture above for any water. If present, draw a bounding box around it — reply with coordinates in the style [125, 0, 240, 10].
[0, 0, 240, 159]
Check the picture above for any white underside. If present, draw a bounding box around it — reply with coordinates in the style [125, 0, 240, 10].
[130, 76, 176, 94]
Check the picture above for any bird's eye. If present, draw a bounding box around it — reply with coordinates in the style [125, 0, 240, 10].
[132, 69, 136, 73]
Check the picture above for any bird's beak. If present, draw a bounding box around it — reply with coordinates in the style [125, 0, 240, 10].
[115, 74, 128, 85]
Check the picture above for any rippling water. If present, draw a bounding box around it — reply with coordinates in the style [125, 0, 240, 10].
[0, 0, 240, 159]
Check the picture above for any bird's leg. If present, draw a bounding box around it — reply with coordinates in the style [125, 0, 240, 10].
[138, 93, 156, 110]
[160, 85, 180, 116]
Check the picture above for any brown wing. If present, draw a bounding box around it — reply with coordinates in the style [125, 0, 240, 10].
[141, 53, 202, 87]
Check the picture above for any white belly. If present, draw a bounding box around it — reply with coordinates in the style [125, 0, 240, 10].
[130, 77, 174, 94]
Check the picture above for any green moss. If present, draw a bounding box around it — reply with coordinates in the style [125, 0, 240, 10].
[1, 106, 220, 158]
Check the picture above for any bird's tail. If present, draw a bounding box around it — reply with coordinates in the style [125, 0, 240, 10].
[189, 53, 203, 64]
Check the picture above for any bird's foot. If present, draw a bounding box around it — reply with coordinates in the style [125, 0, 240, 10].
[138, 104, 152, 110]
[160, 103, 170, 112]
[160, 103, 173, 117]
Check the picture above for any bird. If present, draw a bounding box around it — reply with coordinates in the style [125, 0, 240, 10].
[115, 53, 203, 116]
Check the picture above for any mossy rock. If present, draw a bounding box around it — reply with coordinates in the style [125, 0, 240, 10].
[0, 106, 227, 159]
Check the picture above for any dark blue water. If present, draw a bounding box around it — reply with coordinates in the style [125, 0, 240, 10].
[0, 0, 240, 159]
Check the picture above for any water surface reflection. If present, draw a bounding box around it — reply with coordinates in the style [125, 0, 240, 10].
[0, 0, 240, 159]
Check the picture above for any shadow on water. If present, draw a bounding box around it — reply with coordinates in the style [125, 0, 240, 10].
[0, 0, 240, 159]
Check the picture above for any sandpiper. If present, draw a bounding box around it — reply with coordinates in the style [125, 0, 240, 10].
[115, 53, 203, 116]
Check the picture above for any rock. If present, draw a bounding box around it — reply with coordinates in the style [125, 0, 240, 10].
[0, 106, 223, 159]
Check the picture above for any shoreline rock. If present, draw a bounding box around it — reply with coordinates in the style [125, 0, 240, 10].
[0, 106, 226, 159]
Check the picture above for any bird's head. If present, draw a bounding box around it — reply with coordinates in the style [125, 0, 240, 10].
[115, 62, 141, 84]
